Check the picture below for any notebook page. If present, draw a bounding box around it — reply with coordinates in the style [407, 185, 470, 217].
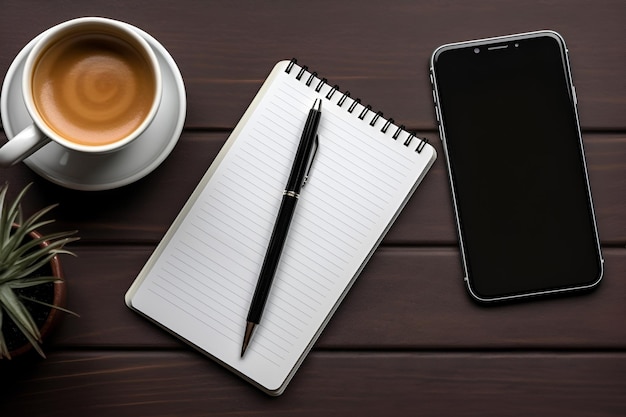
[129, 60, 435, 392]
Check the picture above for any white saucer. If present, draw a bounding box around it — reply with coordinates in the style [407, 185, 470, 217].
[1, 23, 186, 191]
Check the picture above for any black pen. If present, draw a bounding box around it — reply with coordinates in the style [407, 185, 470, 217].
[241, 99, 321, 357]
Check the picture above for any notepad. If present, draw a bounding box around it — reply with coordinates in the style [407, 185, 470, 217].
[125, 59, 436, 395]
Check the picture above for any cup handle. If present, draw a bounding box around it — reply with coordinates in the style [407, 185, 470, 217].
[0, 125, 51, 167]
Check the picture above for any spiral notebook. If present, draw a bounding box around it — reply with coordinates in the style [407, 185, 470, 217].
[125, 59, 436, 395]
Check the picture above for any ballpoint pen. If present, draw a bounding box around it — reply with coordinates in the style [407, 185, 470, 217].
[241, 99, 321, 357]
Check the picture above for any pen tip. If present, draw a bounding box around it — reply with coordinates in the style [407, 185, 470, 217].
[241, 321, 256, 357]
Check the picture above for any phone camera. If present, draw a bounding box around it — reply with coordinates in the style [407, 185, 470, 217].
[473, 48, 480, 54]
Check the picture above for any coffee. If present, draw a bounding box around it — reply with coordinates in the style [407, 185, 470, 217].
[31, 32, 157, 147]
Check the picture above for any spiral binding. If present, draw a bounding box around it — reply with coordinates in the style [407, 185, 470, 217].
[285, 58, 428, 154]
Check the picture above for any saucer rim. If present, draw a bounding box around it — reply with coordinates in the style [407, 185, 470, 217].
[0, 22, 187, 191]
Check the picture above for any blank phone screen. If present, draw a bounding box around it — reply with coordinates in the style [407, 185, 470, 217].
[433, 33, 602, 300]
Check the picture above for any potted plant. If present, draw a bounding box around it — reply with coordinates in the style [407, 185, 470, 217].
[0, 183, 78, 359]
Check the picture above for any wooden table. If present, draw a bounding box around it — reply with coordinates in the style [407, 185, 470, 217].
[1, 1, 625, 416]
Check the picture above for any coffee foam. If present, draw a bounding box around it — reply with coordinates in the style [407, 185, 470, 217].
[32, 33, 156, 147]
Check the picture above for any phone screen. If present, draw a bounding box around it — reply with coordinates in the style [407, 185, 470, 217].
[431, 32, 603, 301]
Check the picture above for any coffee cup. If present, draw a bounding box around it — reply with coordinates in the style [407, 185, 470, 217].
[0, 17, 162, 167]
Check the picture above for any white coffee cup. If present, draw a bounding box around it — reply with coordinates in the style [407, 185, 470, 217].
[0, 17, 162, 167]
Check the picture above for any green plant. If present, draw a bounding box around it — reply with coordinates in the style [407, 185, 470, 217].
[0, 183, 79, 359]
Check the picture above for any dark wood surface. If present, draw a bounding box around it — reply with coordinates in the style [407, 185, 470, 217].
[1, 1, 625, 416]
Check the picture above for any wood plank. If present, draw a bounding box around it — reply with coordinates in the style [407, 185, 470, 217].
[1, 132, 624, 245]
[50, 247, 626, 349]
[1, 2, 623, 416]
[1, 351, 625, 416]
[1, 0, 625, 129]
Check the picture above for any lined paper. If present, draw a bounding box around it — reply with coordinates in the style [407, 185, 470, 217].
[126, 60, 436, 394]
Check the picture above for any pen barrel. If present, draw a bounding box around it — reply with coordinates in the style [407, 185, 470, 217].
[247, 194, 299, 323]
[285, 109, 321, 192]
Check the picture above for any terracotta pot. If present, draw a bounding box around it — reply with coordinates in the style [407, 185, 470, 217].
[4, 228, 67, 359]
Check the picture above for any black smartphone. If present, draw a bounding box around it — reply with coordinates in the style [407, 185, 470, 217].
[430, 31, 603, 302]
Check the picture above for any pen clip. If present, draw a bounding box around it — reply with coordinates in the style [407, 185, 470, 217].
[302, 134, 319, 187]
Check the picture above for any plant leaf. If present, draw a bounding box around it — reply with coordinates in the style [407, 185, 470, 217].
[4, 231, 78, 267]
[7, 276, 61, 288]
[0, 183, 79, 359]
[0, 236, 78, 284]
[2, 183, 32, 246]
[0, 285, 47, 358]
[19, 295, 80, 317]
[0, 183, 8, 252]
[0, 285, 40, 341]
[0, 236, 78, 281]
[6, 183, 31, 223]
[1, 253, 56, 282]
[1, 302, 46, 358]
[0, 307, 9, 359]
[3, 208, 57, 257]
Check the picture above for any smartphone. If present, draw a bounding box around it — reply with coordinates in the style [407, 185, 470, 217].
[430, 31, 603, 302]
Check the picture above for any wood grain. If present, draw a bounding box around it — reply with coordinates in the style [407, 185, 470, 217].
[1, 0, 625, 130]
[49, 247, 626, 349]
[0, 132, 623, 245]
[1, 351, 625, 417]
[0, 0, 624, 414]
